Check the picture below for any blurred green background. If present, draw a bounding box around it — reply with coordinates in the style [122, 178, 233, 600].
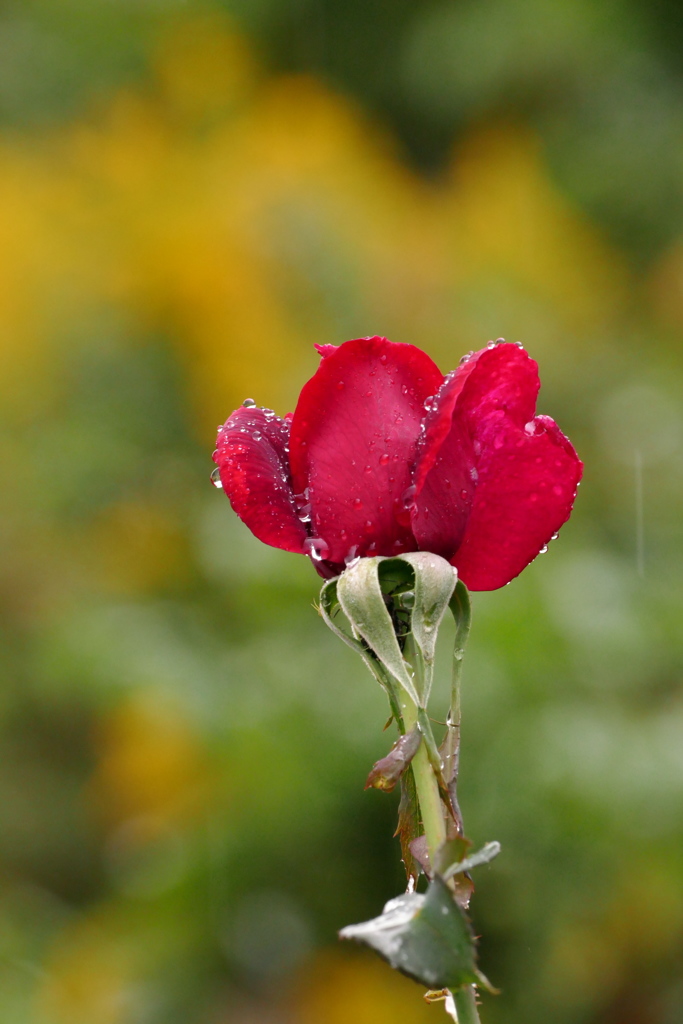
[1, 2, 683, 1022]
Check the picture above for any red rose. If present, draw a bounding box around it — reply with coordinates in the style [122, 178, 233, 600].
[212, 337, 583, 590]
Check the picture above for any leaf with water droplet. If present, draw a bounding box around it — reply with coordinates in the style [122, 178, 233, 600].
[339, 875, 490, 992]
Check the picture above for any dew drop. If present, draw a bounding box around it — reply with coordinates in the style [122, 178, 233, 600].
[524, 421, 537, 435]
[353, 497, 363, 509]
[242, 398, 256, 408]
[304, 537, 330, 561]
[380, 353, 388, 364]
[337, 381, 345, 390]
[460, 489, 469, 500]
[379, 453, 390, 466]
[539, 543, 548, 554]
[210, 467, 223, 489]
[252, 430, 262, 441]
[297, 503, 312, 523]
[401, 484, 417, 510]
[515, 341, 524, 349]
[345, 545, 360, 567]
[470, 466, 479, 482]
[364, 464, 372, 473]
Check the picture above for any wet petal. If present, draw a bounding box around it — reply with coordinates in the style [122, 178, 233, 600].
[213, 405, 308, 554]
[457, 343, 539, 430]
[411, 372, 477, 559]
[453, 412, 583, 590]
[289, 336, 443, 564]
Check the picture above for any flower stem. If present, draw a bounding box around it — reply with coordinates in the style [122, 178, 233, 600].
[452, 985, 480, 1024]
[404, 698, 447, 861]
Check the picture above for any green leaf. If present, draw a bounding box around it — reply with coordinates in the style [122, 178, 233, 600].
[336, 558, 419, 703]
[365, 727, 422, 792]
[340, 875, 487, 992]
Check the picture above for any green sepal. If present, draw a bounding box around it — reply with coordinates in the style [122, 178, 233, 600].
[336, 557, 420, 703]
[396, 553, 457, 702]
[340, 874, 491, 993]
[319, 577, 404, 726]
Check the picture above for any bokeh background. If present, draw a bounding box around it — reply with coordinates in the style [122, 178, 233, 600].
[2, 2, 683, 1022]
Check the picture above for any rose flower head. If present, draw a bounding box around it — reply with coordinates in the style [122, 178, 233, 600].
[212, 337, 582, 590]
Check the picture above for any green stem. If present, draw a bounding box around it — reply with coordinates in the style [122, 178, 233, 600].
[452, 985, 480, 1024]
[402, 697, 446, 863]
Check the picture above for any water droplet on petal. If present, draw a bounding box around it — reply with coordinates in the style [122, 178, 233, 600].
[470, 466, 479, 482]
[353, 497, 363, 509]
[210, 467, 223, 489]
[337, 381, 345, 390]
[242, 398, 256, 408]
[524, 421, 537, 435]
[344, 545, 360, 566]
[401, 484, 417, 510]
[539, 543, 548, 554]
[304, 537, 330, 561]
[379, 453, 390, 466]
[460, 489, 468, 500]
[515, 341, 524, 349]
[252, 430, 262, 441]
[380, 353, 388, 364]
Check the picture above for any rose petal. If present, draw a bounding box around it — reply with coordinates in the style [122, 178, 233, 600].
[453, 411, 583, 590]
[412, 342, 561, 567]
[213, 405, 308, 554]
[410, 373, 477, 558]
[289, 337, 443, 564]
[457, 343, 539, 430]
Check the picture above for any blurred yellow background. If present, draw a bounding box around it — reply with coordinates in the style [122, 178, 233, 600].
[1, 3, 683, 1023]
